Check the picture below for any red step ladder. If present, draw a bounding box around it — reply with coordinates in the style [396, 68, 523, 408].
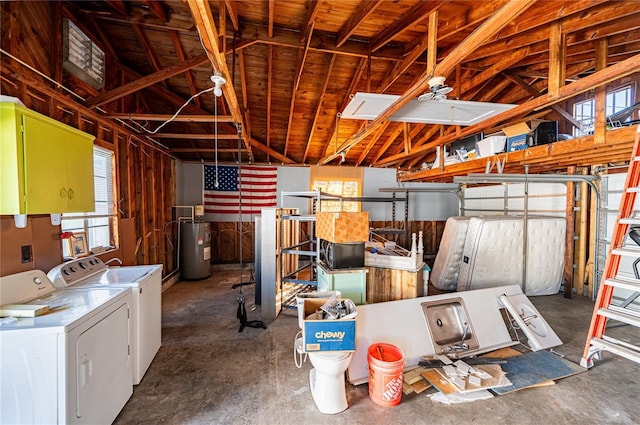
[582, 125, 640, 368]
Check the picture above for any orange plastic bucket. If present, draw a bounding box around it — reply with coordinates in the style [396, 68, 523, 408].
[367, 343, 404, 407]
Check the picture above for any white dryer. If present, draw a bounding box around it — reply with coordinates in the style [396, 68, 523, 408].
[0, 270, 133, 425]
[48, 256, 162, 385]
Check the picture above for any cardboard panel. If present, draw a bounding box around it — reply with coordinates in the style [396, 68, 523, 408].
[316, 211, 369, 243]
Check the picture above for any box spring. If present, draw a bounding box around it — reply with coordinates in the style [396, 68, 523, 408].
[456, 216, 565, 296]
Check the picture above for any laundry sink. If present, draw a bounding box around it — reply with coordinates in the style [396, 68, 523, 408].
[421, 297, 479, 355]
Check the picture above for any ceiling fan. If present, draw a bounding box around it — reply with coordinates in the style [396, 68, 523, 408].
[417, 76, 453, 101]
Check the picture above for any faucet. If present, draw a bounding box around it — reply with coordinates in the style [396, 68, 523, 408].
[104, 257, 123, 266]
[446, 322, 470, 352]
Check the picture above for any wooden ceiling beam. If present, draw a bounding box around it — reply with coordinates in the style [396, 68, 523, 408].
[85, 54, 209, 108]
[503, 72, 580, 129]
[459, 47, 530, 96]
[238, 50, 251, 144]
[267, 45, 273, 162]
[169, 30, 200, 107]
[378, 52, 640, 168]
[336, 0, 383, 48]
[320, 57, 367, 161]
[370, 1, 447, 52]
[132, 24, 164, 81]
[250, 138, 295, 164]
[187, 0, 251, 156]
[379, 31, 429, 93]
[356, 121, 390, 167]
[141, 0, 169, 22]
[170, 148, 249, 153]
[371, 123, 405, 164]
[303, 54, 337, 164]
[548, 21, 567, 99]
[301, 0, 323, 43]
[224, 0, 239, 31]
[104, 0, 128, 16]
[469, 3, 640, 61]
[320, 0, 537, 165]
[268, 0, 275, 38]
[283, 21, 314, 157]
[105, 113, 234, 122]
[154, 133, 239, 140]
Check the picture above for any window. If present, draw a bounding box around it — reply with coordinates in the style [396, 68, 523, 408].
[573, 86, 633, 136]
[311, 180, 360, 212]
[63, 18, 105, 89]
[62, 146, 116, 255]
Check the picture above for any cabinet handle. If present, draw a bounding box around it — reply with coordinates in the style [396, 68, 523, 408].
[67, 188, 74, 200]
[60, 188, 67, 199]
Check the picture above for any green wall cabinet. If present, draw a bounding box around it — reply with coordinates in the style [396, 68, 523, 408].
[1, 102, 95, 214]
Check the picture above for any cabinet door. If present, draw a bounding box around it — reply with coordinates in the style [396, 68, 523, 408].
[63, 130, 95, 212]
[22, 113, 69, 213]
[22, 113, 95, 213]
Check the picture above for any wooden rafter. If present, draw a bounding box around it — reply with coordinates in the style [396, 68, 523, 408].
[320, 57, 367, 160]
[154, 133, 238, 140]
[141, 0, 168, 22]
[459, 47, 530, 96]
[86, 54, 209, 108]
[170, 148, 249, 153]
[132, 24, 165, 88]
[268, 0, 275, 38]
[106, 113, 234, 122]
[378, 31, 429, 93]
[104, 0, 128, 16]
[187, 0, 252, 156]
[336, 0, 383, 48]
[301, 0, 323, 43]
[371, 123, 404, 164]
[267, 45, 273, 162]
[503, 72, 581, 129]
[356, 121, 390, 166]
[303, 54, 337, 164]
[238, 50, 251, 141]
[224, 0, 239, 31]
[169, 30, 200, 107]
[320, 0, 537, 165]
[370, 1, 447, 52]
[250, 138, 295, 164]
[283, 21, 314, 157]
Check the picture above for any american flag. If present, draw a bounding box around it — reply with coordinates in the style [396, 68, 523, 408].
[203, 165, 277, 221]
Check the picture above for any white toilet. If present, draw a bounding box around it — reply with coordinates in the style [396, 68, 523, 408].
[308, 350, 353, 414]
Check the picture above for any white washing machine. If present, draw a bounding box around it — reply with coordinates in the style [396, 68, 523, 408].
[48, 256, 162, 385]
[0, 270, 133, 425]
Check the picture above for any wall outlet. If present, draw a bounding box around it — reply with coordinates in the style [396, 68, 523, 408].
[21, 245, 32, 263]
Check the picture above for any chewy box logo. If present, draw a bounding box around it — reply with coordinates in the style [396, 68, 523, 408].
[304, 320, 355, 351]
[508, 134, 527, 152]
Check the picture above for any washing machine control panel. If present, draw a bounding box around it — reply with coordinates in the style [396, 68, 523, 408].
[48, 256, 107, 287]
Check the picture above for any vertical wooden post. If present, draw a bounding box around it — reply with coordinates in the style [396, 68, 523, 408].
[574, 168, 589, 296]
[594, 38, 608, 144]
[548, 21, 566, 99]
[564, 166, 576, 298]
[427, 11, 438, 76]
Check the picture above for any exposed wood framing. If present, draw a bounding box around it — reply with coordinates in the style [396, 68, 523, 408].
[85, 54, 209, 108]
[320, 0, 537, 164]
[594, 38, 608, 144]
[303, 54, 337, 164]
[336, 0, 383, 48]
[548, 21, 566, 98]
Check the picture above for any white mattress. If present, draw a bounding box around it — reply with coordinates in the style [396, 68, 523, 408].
[430, 216, 471, 290]
[456, 216, 565, 296]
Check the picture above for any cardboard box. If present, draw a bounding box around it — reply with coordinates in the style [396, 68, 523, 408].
[316, 211, 369, 243]
[302, 298, 356, 352]
[502, 122, 531, 152]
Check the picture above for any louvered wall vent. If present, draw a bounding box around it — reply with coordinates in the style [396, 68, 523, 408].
[63, 18, 105, 90]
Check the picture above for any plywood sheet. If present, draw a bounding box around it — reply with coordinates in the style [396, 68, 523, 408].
[492, 350, 585, 395]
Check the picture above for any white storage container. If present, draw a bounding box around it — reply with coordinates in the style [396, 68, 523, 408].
[476, 135, 507, 157]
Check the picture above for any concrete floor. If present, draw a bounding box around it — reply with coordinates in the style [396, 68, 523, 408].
[114, 268, 640, 425]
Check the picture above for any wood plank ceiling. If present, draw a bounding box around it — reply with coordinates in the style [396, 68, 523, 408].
[40, 1, 640, 171]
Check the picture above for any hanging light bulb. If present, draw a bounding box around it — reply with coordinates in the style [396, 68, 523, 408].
[210, 72, 226, 97]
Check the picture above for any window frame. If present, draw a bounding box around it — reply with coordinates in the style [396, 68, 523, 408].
[61, 145, 117, 254]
